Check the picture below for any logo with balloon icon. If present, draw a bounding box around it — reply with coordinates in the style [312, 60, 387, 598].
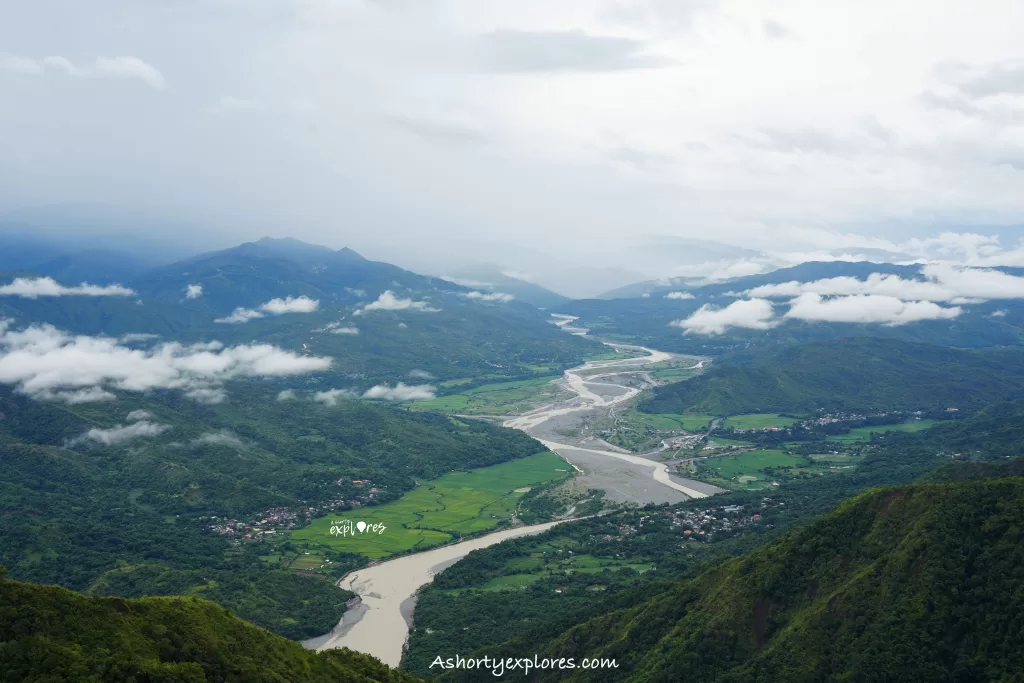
[329, 519, 387, 537]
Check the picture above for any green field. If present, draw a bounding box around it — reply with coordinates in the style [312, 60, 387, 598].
[288, 452, 571, 558]
[724, 413, 798, 429]
[830, 419, 939, 442]
[696, 449, 807, 490]
[448, 549, 654, 593]
[412, 376, 563, 414]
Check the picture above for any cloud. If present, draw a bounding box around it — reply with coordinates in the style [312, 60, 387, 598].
[748, 265, 1024, 303]
[408, 369, 435, 379]
[79, 420, 169, 446]
[476, 29, 673, 72]
[671, 299, 777, 335]
[215, 295, 320, 323]
[356, 291, 440, 314]
[0, 322, 331, 404]
[362, 383, 436, 401]
[314, 388, 356, 406]
[126, 409, 152, 422]
[184, 387, 228, 404]
[0, 277, 135, 299]
[276, 389, 297, 401]
[992, 309, 1008, 317]
[784, 293, 962, 325]
[501, 270, 535, 283]
[4, 53, 166, 88]
[463, 291, 515, 302]
[762, 19, 792, 40]
[260, 295, 320, 314]
[192, 430, 244, 448]
[664, 291, 694, 300]
[185, 284, 203, 299]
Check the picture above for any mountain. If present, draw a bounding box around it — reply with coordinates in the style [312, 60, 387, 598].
[0, 237, 603, 383]
[438, 264, 570, 309]
[640, 337, 1024, 415]
[519, 477, 1024, 682]
[0, 569, 419, 682]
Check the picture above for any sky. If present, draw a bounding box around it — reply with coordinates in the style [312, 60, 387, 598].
[4, 0, 1024, 295]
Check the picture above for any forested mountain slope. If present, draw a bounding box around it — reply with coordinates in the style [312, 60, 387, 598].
[0, 569, 420, 683]
[524, 478, 1024, 682]
[641, 337, 1024, 415]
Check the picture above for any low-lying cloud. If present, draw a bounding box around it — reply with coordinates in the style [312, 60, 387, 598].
[314, 388, 357, 406]
[355, 291, 440, 314]
[0, 320, 331, 404]
[362, 383, 436, 401]
[185, 284, 203, 299]
[0, 277, 135, 298]
[78, 420, 169, 446]
[215, 295, 320, 324]
[785, 294, 962, 325]
[408, 369, 435, 379]
[664, 291, 695, 300]
[672, 299, 777, 335]
[463, 291, 515, 302]
[192, 430, 245, 449]
[747, 265, 1024, 304]
[316, 321, 359, 335]
[126, 409, 153, 422]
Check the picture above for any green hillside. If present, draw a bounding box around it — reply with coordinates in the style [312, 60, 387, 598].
[521, 478, 1024, 682]
[641, 337, 1024, 415]
[0, 568, 419, 683]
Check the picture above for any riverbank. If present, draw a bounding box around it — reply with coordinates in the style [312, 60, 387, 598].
[305, 519, 571, 667]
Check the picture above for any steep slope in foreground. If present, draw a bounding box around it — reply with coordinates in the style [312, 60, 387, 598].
[524, 479, 1024, 682]
[0, 569, 419, 683]
[641, 337, 1024, 415]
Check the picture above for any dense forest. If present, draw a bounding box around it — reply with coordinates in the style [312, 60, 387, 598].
[0, 380, 546, 638]
[641, 337, 1024, 415]
[510, 478, 1024, 682]
[0, 568, 420, 682]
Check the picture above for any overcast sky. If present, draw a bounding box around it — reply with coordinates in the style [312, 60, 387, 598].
[3, 0, 1024, 290]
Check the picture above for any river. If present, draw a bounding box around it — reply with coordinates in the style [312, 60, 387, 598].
[306, 333, 717, 665]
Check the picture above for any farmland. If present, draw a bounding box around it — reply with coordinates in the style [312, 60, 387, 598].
[411, 375, 567, 414]
[287, 452, 571, 559]
[723, 413, 798, 429]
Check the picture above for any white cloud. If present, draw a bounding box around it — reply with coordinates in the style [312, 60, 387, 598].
[992, 309, 1008, 317]
[314, 388, 356, 406]
[671, 299, 777, 335]
[185, 284, 203, 299]
[664, 291, 695, 300]
[79, 420, 169, 446]
[408, 369, 436, 379]
[502, 271, 536, 283]
[192, 430, 244, 448]
[748, 265, 1024, 304]
[184, 386, 228, 404]
[784, 293, 962, 325]
[260, 295, 320, 314]
[356, 291, 441, 314]
[215, 295, 320, 323]
[126, 409, 153, 422]
[277, 389, 297, 401]
[120, 333, 161, 344]
[0, 322, 331, 404]
[0, 277, 135, 299]
[440, 276, 493, 288]
[463, 291, 515, 302]
[0, 53, 43, 74]
[362, 383, 436, 401]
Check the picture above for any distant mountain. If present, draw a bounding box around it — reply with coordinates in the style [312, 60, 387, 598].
[0, 237, 603, 385]
[439, 264, 570, 308]
[0, 569, 419, 682]
[641, 337, 1024, 415]
[522, 478, 1024, 682]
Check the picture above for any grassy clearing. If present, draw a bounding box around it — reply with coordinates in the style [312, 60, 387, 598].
[829, 419, 939, 442]
[288, 452, 570, 559]
[724, 413, 798, 429]
[449, 551, 654, 593]
[637, 413, 716, 431]
[412, 376, 564, 414]
[696, 449, 807, 490]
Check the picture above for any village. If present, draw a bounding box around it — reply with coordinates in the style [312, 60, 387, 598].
[598, 499, 783, 544]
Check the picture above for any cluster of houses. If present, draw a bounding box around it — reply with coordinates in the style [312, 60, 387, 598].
[205, 478, 381, 541]
[598, 502, 779, 544]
